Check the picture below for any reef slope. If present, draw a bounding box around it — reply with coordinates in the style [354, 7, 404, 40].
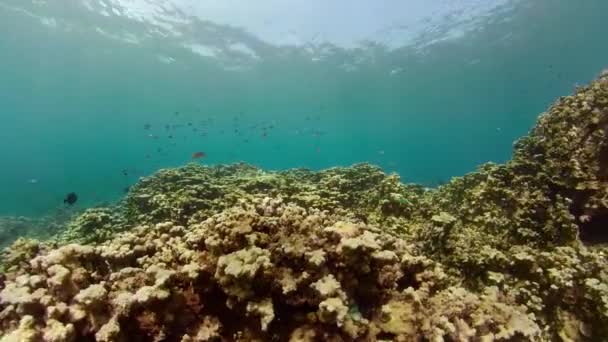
[1, 71, 608, 341]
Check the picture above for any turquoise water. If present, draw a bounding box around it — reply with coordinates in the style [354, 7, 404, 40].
[0, 0, 607, 216]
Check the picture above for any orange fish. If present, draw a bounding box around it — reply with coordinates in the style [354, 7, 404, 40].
[192, 151, 206, 159]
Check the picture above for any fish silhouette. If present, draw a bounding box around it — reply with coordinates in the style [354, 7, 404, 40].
[63, 192, 78, 205]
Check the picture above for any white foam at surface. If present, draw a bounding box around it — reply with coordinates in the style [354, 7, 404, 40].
[0, 0, 519, 62]
[102, 0, 516, 49]
[157, 55, 176, 64]
[227, 42, 259, 59]
[183, 43, 219, 58]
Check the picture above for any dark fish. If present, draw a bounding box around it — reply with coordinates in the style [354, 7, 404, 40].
[63, 192, 78, 205]
[168, 135, 173, 139]
[174, 111, 179, 116]
[187, 122, 193, 126]
[192, 151, 206, 159]
[143, 123, 151, 130]
[122, 169, 128, 176]
[123, 186, 130, 193]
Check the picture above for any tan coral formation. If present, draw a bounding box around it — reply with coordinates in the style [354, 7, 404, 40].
[1, 72, 608, 340]
[0, 199, 544, 341]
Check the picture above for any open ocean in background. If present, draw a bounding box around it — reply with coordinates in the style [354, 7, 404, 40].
[0, 0, 607, 216]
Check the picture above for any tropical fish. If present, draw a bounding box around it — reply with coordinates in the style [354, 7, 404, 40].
[192, 151, 206, 159]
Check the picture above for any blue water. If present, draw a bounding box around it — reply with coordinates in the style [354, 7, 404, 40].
[0, 0, 607, 216]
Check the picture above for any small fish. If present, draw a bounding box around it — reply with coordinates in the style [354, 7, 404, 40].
[187, 122, 193, 126]
[28, 178, 38, 184]
[123, 186, 130, 193]
[122, 169, 128, 176]
[168, 135, 173, 139]
[378, 150, 385, 155]
[143, 123, 151, 130]
[192, 151, 206, 159]
[63, 192, 78, 205]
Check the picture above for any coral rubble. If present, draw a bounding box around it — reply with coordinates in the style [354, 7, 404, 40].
[1, 72, 608, 341]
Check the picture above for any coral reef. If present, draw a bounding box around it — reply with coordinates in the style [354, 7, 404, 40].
[0, 202, 542, 341]
[54, 208, 128, 245]
[1, 71, 608, 340]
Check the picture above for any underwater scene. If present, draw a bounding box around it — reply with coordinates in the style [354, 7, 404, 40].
[1, 0, 608, 341]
